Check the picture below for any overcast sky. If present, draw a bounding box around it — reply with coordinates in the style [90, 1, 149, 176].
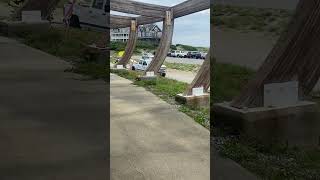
[111, 0, 210, 47]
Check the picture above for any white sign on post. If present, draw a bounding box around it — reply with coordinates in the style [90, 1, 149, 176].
[116, 65, 124, 69]
[192, 86, 204, 96]
[264, 81, 299, 107]
[146, 71, 155, 77]
[22, 11, 42, 22]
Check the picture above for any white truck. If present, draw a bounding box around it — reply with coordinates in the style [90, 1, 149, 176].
[168, 50, 187, 58]
[132, 53, 166, 77]
[64, 0, 109, 31]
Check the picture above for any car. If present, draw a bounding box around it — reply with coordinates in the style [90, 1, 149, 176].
[186, 51, 202, 59]
[131, 54, 166, 77]
[64, 0, 109, 31]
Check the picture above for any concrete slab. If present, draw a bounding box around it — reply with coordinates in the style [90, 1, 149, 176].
[213, 101, 320, 147]
[0, 36, 108, 179]
[175, 93, 210, 108]
[137, 75, 157, 81]
[111, 74, 257, 180]
[110, 74, 210, 180]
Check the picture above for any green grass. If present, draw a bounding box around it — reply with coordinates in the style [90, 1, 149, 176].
[164, 62, 201, 72]
[213, 63, 255, 103]
[111, 69, 210, 128]
[65, 62, 109, 80]
[212, 5, 293, 35]
[218, 136, 320, 179]
[110, 40, 158, 53]
[12, 26, 110, 80]
[15, 27, 105, 61]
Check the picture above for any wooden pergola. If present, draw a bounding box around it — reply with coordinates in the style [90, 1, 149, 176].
[231, 0, 320, 108]
[15, 0, 211, 96]
[111, 0, 210, 96]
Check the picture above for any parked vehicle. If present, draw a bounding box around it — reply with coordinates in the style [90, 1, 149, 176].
[168, 50, 187, 58]
[200, 52, 207, 59]
[186, 51, 202, 59]
[132, 54, 166, 77]
[64, 0, 109, 31]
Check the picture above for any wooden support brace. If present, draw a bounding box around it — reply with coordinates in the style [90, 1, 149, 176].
[145, 10, 174, 74]
[184, 52, 210, 96]
[117, 19, 138, 66]
[231, 0, 320, 108]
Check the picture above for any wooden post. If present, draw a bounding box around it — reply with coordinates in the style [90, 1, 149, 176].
[231, 0, 320, 108]
[117, 19, 138, 66]
[145, 10, 174, 74]
[184, 52, 210, 95]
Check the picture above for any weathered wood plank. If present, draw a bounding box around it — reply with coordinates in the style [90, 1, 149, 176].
[231, 0, 320, 108]
[110, 14, 161, 29]
[184, 52, 210, 95]
[111, 0, 210, 28]
[117, 20, 138, 66]
[173, 0, 209, 18]
[145, 10, 174, 74]
[111, 0, 169, 18]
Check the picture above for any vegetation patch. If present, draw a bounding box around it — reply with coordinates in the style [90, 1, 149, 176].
[213, 62, 320, 179]
[12, 26, 110, 80]
[212, 5, 293, 35]
[65, 62, 109, 80]
[110, 40, 158, 54]
[15, 27, 104, 60]
[111, 69, 210, 128]
[213, 63, 255, 103]
[217, 136, 320, 179]
[164, 62, 201, 72]
[170, 44, 209, 52]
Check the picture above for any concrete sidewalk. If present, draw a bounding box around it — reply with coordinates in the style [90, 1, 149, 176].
[0, 36, 108, 179]
[110, 74, 257, 180]
[110, 74, 210, 180]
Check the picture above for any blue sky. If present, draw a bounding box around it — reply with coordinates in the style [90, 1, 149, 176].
[111, 0, 210, 47]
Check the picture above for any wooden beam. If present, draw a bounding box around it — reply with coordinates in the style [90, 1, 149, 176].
[117, 20, 138, 66]
[184, 52, 210, 95]
[145, 10, 174, 74]
[111, 0, 210, 28]
[231, 0, 320, 108]
[110, 14, 132, 28]
[111, 0, 169, 18]
[173, 0, 210, 18]
[110, 14, 162, 29]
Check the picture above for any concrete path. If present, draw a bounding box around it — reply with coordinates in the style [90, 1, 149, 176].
[110, 74, 257, 180]
[0, 36, 108, 179]
[110, 74, 210, 180]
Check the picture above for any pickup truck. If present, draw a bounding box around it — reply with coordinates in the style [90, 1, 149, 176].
[132, 54, 166, 77]
[64, 0, 109, 31]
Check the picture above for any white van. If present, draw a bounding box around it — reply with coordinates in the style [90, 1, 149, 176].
[64, 0, 109, 31]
